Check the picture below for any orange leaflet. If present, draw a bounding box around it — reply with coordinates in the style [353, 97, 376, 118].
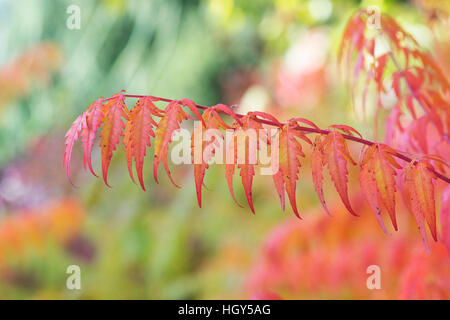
[359, 144, 402, 232]
[275, 121, 311, 218]
[153, 100, 198, 187]
[123, 96, 164, 190]
[402, 160, 438, 248]
[191, 119, 208, 208]
[225, 113, 265, 213]
[322, 130, 358, 217]
[359, 158, 389, 235]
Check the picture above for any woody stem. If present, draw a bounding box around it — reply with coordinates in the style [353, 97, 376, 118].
[105, 93, 450, 184]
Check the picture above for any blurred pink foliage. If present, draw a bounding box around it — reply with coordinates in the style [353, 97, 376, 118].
[247, 195, 450, 299]
[272, 30, 329, 108]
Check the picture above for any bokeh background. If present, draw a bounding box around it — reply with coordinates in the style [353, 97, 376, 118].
[0, 0, 448, 299]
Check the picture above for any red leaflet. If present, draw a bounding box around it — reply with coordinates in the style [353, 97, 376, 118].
[99, 92, 129, 187]
[322, 130, 358, 216]
[226, 113, 266, 213]
[225, 122, 241, 208]
[311, 135, 331, 216]
[338, 12, 365, 71]
[81, 99, 104, 176]
[153, 101, 196, 187]
[63, 111, 88, 186]
[374, 54, 387, 92]
[123, 96, 163, 190]
[213, 103, 242, 126]
[251, 111, 283, 127]
[239, 162, 256, 213]
[180, 98, 206, 127]
[272, 169, 285, 212]
[191, 106, 229, 207]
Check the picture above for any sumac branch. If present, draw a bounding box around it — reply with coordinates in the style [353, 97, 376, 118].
[64, 10, 450, 249]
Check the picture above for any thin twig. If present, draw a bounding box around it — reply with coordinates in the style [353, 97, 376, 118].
[102, 93, 450, 184]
